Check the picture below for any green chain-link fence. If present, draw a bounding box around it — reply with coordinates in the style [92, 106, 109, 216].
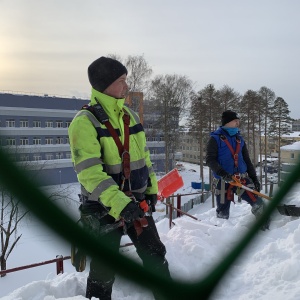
[1, 145, 299, 299]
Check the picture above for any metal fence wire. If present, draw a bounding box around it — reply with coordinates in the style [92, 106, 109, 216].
[0, 145, 299, 300]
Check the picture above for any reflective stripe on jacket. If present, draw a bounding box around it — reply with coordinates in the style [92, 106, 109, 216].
[68, 88, 158, 219]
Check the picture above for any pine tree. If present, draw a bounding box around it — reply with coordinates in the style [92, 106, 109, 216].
[269, 97, 293, 183]
[259, 86, 275, 192]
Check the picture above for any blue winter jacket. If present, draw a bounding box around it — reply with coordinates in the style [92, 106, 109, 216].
[208, 127, 248, 179]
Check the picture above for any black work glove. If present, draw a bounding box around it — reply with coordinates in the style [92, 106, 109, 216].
[252, 178, 261, 192]
[120, 202, 145, 223]
[145, 194, 157, 212]
[218, 169, 233, 183]
[221, 173, 233, 183]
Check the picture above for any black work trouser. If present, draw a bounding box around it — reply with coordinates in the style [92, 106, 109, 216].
[86, 215, 170, 300]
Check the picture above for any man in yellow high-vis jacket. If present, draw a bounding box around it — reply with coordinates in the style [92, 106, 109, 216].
[68, 56, 170, 300]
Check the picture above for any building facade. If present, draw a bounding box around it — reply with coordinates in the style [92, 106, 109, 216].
[0, 93, 88, 185]
[0, 92, 166, 186]
[280, 141, 300, 183]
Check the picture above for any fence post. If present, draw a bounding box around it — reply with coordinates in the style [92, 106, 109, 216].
[165, 197, 169, 215]
[169, 202, 173, 229]
[56, 255, 64, 275]
[177, 194, 181, 218]
[269, 183, 274, 197]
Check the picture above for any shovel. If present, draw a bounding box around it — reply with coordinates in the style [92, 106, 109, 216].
[229, 176, 272, 201]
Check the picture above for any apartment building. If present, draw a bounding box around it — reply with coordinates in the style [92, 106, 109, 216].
[0, 92, 88, 185]
[178, 130, 202, 164]
[0, 92, 166, 186]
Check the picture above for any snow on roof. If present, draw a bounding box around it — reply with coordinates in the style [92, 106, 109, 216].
[281, 141, 300, 151]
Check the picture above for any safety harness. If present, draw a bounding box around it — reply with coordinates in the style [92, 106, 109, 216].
[82, 98, 149, 232]
[83, 98, 131, 190]
[219, 134, 256, 203]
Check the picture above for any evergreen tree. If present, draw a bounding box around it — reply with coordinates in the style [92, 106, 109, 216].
[258, 86, 275, 191]
[217, 85, 241, 112]
[240, 90, 260, 164]
[269, 97, 293, 183]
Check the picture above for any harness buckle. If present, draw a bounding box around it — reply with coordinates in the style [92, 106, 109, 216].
[233, 173, 241, 182]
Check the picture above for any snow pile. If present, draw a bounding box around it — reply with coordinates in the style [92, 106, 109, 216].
[1, 163, 300, 300]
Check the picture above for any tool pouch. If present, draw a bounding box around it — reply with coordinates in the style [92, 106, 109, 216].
[71, 242, 86, 272]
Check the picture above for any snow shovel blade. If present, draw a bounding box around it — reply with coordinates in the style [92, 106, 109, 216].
[157, 168, 184, 199]
[277, 205, 300, 217]
[229, 176, 272, 201]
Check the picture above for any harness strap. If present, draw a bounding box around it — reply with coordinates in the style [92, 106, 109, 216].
[100, 111, 131, 183]
[219, 134, 240, 201]
[82, 98, 131, 186]
[241, 178, 256, 202]
[81, 100, 150, 228]
[220, 134, 241, 169]
[121, 111, 131, 180]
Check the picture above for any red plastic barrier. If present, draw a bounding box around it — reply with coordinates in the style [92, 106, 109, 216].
[157, 168, 184, 199]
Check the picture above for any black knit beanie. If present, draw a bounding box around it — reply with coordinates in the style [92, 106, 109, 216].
[87, 57, 128, 92]
[221, 110, 240, 126]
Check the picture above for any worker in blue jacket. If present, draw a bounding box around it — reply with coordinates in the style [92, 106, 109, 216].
[206, 110, 270, 230]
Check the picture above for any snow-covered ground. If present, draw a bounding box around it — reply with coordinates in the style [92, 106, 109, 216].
[1, 162, 300, 300]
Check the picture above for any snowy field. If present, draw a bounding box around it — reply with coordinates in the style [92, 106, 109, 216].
[1, 162, 300, 300]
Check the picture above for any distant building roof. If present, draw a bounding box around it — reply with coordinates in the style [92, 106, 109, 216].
[281, 141, 300, 151]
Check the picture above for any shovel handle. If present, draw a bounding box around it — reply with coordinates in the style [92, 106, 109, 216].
[230, 176, 272, 201]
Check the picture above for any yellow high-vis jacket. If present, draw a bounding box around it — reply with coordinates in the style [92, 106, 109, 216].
[68, 88, 158, 220]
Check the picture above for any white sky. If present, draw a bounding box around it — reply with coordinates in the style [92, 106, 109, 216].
[1, 1, 300, 118]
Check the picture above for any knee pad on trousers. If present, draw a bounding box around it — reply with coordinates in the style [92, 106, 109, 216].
[86, 276, 113, 300]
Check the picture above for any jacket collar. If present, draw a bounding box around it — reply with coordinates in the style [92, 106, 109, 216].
[89, 88, 125, 112]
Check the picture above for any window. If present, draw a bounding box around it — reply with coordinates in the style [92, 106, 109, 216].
[33, 137, 41, 145]
[33, 154, 42, 161]
[20, 137, 29, 145]
[6, 138, 16, 145]
[66, 121, 71, 127]
[45, 137, 53, 145]
[20, 155, 29, 161]
[66, 137, 69, 144]
[291, 153, 295, 159]
[56, 153, 63, 159]
[33, 120, 41, 127]
[6, 119, 15, 127]
[147, 124, 153, 129]
[56, 121, 63, 128]
[66, 152, 72, 159]
[56, 137, 63, 144]
[151, 149, 157, 154]
[20, 120, 29, 127]
[46, 121, 53, 128]
[45, 153, 54, 160]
